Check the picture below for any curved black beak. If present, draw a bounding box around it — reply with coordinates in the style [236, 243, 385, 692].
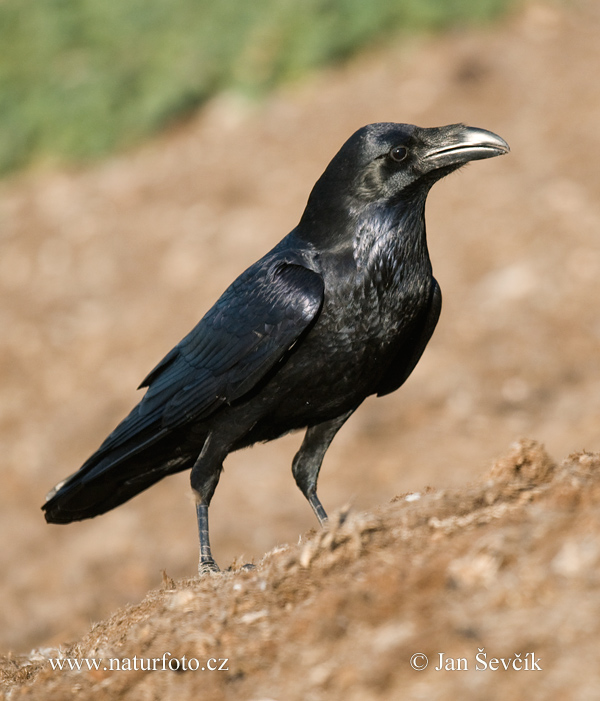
[423, 125, 510, 170]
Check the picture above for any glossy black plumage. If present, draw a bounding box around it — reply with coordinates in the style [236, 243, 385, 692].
[43, 122, 509, 572]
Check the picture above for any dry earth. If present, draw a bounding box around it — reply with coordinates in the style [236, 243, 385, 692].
[5, 440, 600, 700]
[2, 1, 600, 698]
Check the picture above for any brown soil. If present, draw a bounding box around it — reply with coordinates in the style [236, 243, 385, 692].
[2, 1, 600, 698]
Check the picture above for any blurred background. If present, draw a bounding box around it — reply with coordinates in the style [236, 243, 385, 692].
[2, 0, 600, 655]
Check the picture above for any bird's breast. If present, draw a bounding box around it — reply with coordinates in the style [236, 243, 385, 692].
[324, 246, 432, 347]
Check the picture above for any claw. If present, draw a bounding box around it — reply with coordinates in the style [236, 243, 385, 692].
[198, 557, 220, 576]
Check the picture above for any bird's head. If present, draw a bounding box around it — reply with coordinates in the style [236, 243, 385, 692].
[300, 122, 509, 234]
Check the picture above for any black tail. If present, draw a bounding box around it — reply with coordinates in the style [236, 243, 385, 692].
[43, 409, 200, 524]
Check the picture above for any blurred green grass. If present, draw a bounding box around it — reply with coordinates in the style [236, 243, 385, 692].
[0, 0, 513, 175]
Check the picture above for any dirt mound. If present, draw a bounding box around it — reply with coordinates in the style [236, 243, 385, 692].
[4, 440, 600, 699]
[2, 0, 600, 697]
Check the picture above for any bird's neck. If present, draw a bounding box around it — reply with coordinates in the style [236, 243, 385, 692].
[295, 189, 433, 292]
[351, 196, 431, 287]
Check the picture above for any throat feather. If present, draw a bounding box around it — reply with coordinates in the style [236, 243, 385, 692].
[353, 206, 429, 294]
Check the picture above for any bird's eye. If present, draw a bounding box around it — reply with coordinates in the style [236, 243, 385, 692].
[389, 145, 408, 162]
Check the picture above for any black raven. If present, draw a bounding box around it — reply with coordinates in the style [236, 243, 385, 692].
[43, 123, 509, 573]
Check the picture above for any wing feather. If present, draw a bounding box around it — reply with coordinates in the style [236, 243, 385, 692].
[138, 258, 324, 428]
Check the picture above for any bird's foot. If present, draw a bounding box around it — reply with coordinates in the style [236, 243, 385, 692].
[198, 557, 220, 576]
[226, 562, 255, 572]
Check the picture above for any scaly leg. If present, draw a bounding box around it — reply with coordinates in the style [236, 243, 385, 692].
[292, 410, 354, 526]
[190, 432, 225, 574]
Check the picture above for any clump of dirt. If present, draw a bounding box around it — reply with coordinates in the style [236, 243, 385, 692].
[4, 440, 600, 699]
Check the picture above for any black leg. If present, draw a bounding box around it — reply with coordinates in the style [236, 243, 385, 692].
[292, 410, 354, 526]
[195, 500, 219, 574]
[190, 432, 225, 575]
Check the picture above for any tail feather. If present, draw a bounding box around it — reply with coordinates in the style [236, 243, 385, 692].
[43, 417, 200, 524]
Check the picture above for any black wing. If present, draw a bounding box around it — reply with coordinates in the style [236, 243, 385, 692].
[88, 256, 323, 459]
[376, 278, 441, 397]
[44, 257, 324, 516]
[137, 259, 324, 428]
